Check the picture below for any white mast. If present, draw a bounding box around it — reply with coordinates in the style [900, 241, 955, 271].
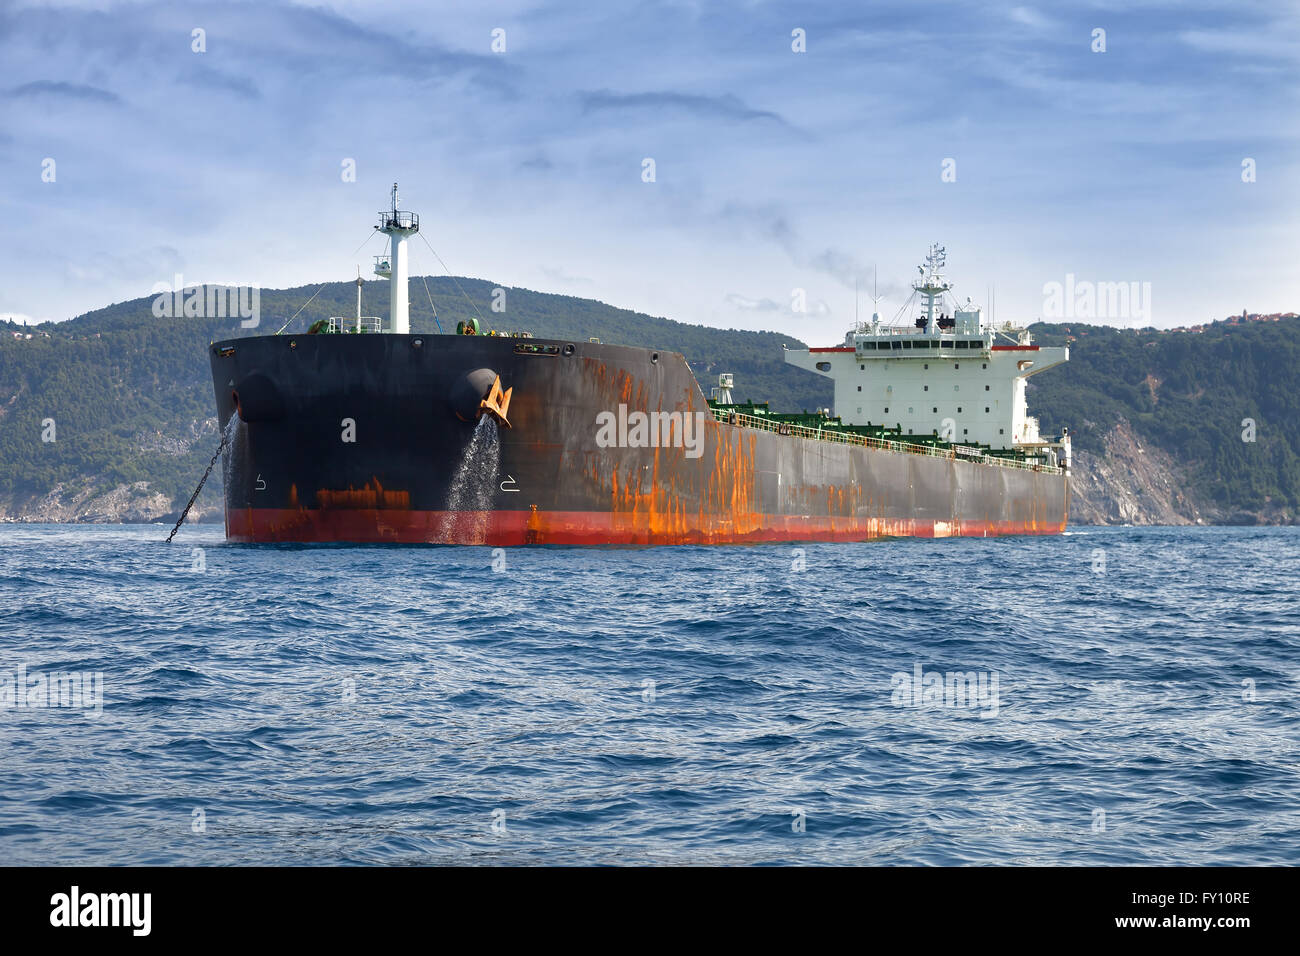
[913, 243, 950, 333]
[354, 267, 364, 334]
[376, 182, 419, 334]
[871, 265, 881, 328]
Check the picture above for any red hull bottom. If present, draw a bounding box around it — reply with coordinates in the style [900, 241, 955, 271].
[226, 508, 1066, 545]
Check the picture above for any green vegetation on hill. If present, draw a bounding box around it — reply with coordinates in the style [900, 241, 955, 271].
[1029, 320, 1300, 514]
[1, 279, 1296, 520]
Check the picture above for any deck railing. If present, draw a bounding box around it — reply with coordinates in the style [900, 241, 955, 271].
[327, 316, 385, 334]
[709, 408, 1063, 475]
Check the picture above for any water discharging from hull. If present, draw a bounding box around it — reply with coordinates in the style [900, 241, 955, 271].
[439, 417, 501, 543]
[221, 415, 247, 498]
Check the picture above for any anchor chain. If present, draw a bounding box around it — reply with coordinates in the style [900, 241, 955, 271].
[166, 429, 229, 543]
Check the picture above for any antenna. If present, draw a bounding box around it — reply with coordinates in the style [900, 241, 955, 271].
[870, 265, 882, 324]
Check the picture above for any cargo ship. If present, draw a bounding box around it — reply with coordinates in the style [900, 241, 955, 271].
[209, 186, 1071, 544]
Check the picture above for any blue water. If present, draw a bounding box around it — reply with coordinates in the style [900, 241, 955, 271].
[0, 524, 1296, 865]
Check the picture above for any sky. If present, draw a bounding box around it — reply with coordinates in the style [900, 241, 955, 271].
[1, 0, 1297, 343]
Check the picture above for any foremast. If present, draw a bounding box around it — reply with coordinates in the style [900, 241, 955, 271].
[375, 183, 420, 334]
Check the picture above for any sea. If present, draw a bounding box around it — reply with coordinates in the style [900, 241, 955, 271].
[0, 523, 1296, 865]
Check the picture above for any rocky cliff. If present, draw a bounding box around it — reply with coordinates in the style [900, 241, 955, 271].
[1069, 419, 1294, 526]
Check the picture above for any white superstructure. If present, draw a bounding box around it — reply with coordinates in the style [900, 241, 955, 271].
[785, 244, 1070, 456]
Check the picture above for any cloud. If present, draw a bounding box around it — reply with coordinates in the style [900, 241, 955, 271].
[8, 80, 120, 104]
[1007, 6, 1050, 30]
[520, 152, 554, 171]
[540, 265, 592, 285]
[65, 245, 185, 287]
[1178, 29, 1300, 60]
[181, 65, 261, 100]
[725, 293, 831, 316]
[579, 89, 790, 127]
[725, 294, 784, 312]
[0, 0, 1293, 329]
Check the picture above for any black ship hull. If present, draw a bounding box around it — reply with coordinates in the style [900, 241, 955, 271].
[209, 333, 1068, 544]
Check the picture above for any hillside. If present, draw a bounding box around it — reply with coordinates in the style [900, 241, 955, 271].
[1, 280, 1296, 526]
[1028, 317, 1300, 523]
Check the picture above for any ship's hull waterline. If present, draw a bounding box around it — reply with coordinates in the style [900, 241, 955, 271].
[210, 333, 1068, 545]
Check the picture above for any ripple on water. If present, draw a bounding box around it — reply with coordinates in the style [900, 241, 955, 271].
[0, 524, 1297, 864]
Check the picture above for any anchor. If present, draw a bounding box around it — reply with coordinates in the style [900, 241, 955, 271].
[478, 374, 513, 429]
